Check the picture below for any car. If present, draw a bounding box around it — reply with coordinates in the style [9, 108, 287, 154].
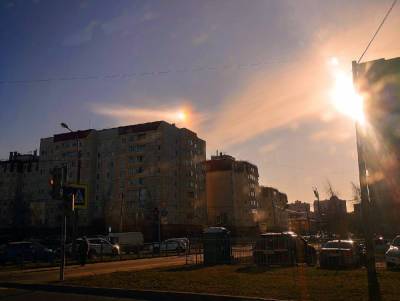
[0, 241, 55, 265]
[151, 238, 188, 254]
[253, 232, 317, 266]
[385, 235, 400, 269]
[108, 232, 144, 254]
[374, 237, 390, 254]
[67, 237, 120, 258]
[319, 240, 364, 269]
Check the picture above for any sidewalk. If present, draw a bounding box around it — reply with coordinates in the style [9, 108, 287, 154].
[0, 255, 186, 284]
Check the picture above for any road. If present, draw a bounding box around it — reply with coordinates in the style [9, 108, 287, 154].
[0, 288, 146, 301]
[0, 255, 186, 284]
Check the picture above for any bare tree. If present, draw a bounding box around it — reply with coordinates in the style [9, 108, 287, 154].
[325, 179, 339, 198]
[351, 181, 361, 204]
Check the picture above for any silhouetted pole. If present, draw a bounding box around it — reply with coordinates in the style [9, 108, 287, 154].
[353, 61, 381, 301]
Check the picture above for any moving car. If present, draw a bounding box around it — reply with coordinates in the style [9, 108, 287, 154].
[108, 232, 144, 254]
[67, 237, 120, 258]
[0, 241, 55, 265]
[319, 240, 364, 268]
[253, 232, 317, 266]
[385, 235, 400, 269]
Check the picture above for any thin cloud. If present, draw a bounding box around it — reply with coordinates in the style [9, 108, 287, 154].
[91, 103, 205, 131]
[63, 20, 99, 47]
[192, 33, 209, 46]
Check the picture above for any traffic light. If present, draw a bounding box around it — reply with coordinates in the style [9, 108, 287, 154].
[49, 167, 63, 200]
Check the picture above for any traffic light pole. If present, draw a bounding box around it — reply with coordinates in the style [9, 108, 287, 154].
[59, 165, 67, 281]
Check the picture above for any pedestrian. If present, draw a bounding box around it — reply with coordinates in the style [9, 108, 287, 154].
[78, 236, 90, 266]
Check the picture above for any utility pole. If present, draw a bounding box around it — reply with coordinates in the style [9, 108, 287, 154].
[59, 165, 67, 281]
[60, 123, 81, 257]
[353, 61, 381, 301]
[119, 192, 124, 232]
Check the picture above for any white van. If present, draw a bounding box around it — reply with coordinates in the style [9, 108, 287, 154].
[108, 232, 144, 254]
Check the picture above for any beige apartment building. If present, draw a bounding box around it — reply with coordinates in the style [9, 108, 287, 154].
[205, 153, 260, 230]
[1, 121, 206, 236]
[258, 186, 288, 232]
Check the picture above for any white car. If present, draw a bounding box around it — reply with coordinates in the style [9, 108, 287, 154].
[67, 237, 120, 258]
[151, 238, 187, 254]
[385, 235, 400, 268]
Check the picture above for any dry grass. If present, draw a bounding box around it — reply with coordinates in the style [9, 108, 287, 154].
[65, 265, 400, 301]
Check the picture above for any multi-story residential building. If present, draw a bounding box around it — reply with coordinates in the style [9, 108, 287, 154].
[2, 121, 206, 237]
[287, 200, 310, 214]
[205, 153, 259, 229]
[259, 186, 288, 232]
[0, 152, 42, 229]
[353, 57, 400, 235]
[313, 196, 348, 235]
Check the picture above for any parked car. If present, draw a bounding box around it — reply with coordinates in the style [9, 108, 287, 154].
[385, 235, 400, 269]
[108, 232, 144, 254]
[374, 237, 390, 254]
[151, 238, 188, 254]
[0, 241, 55, 265]
[67, 237, 120, 258]
[319, 240, 364, 268]
[253, 232, 317, 266]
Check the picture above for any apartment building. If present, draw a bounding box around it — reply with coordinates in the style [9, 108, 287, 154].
[2, 121, 206, 234]
[205, 153, 259, 229]
[259, 186, 288, 232]
[0, 152, 42, 229]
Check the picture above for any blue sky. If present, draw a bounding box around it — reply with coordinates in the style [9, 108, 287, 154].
[1, 0, 399, 207]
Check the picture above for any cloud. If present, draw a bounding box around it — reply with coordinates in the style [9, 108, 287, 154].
[63, 20, 99, 46]
[91, 102, 205, 130]
[101, 10, 159, 35]
[192, 33, 209, 46]
[258, 140, 282, 154]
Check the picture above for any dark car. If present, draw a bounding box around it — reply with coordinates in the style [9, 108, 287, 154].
[253, 232, 317, 266]
[319, 240, 364, 269]
[0, 241, 55, 265]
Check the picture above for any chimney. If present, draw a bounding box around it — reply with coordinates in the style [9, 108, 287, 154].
[33, 150, 38, 157]
[9, 152, 13, 160]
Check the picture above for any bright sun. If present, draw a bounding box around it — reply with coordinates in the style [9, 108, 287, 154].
[329, 61, 365, 125]
[176, 111, 187, 121]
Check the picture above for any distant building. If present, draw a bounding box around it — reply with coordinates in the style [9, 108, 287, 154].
[0, 151, 41, 229]
[353, 57, 400, 235]
[288, 200, 310, 213]
[259, 186, 288, 232]
[205, 153, 259, 229]
[287, 200, 314, 235]
[313, 196, 348, 235]
[1, 121, 207, 238]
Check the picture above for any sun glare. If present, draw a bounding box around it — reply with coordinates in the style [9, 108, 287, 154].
[329, 67, 365, 125]
[176, 110, 187, 121]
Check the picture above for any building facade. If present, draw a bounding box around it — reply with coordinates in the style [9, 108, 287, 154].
[2, 121, 207, 237]
[0, 152, 42, 229]
[353, 57, 400, 235]
[258, 186, 288, 232]
[205, 153, 259, 229]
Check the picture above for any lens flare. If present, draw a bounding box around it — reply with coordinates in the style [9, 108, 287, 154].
[330, 69, 365, 125]
[176, 111, 187, 121]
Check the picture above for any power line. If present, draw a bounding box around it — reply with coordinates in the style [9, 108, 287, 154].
[358, 0, 398, 64]
[0, 58, 295, 85]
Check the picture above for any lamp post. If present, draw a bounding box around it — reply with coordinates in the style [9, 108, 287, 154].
[60, 122, 81, 258]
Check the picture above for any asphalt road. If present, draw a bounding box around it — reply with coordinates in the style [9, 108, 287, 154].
[0, 288, 147, 301]
[0, 255, 186, 284]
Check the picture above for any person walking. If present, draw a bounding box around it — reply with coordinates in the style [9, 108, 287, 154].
[78, 236, 90, 266]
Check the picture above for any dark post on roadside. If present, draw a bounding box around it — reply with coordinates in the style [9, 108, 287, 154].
[61, 122, 81, 257]
[352, 61, 381, 301]
[59, 165, 68, 281]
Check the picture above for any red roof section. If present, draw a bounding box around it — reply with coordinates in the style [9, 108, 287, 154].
[118, 121, 163, 135]
[54, 129, 93, 142]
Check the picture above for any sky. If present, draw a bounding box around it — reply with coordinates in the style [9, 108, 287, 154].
[1, 0, 400, 209]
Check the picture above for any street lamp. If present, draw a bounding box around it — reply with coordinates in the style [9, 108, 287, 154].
[60, 122, 81, 184]
[60, 122, 82, 263]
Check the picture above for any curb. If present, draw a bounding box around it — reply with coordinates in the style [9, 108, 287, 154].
[0, 282, 287, 301]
